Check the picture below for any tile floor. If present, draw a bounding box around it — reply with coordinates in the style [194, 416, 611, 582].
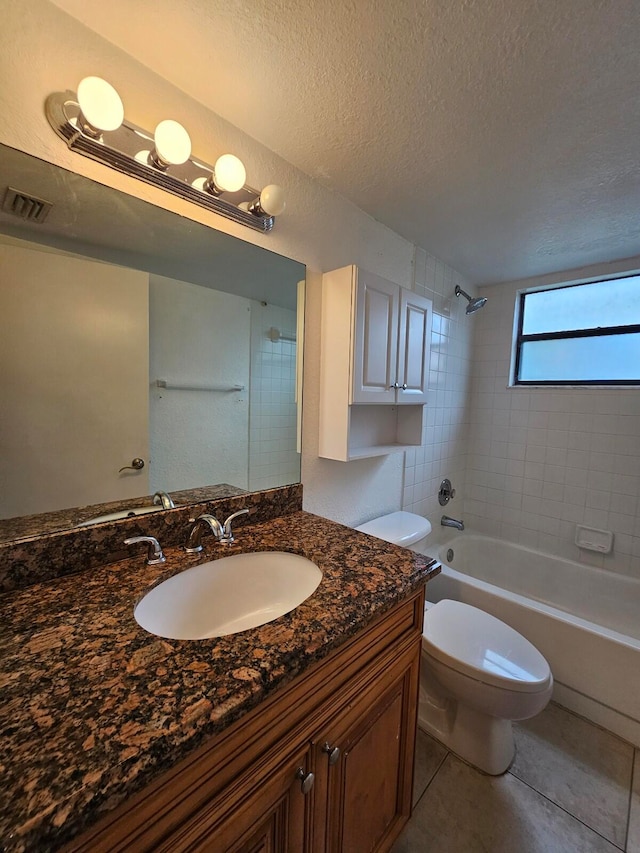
[393, 703, 639, 852]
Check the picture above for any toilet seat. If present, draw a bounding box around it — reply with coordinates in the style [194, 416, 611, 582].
[422, 599, 551, 694]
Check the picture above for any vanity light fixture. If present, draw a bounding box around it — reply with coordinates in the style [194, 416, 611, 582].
[239, 184, 287, 218]
[46, 77, 285, 232]
[76, 76, 124, 135]
[206, 154, 247, 194]
[151, 119, 192, 169]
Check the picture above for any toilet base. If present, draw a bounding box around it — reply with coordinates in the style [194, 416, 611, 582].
[418, 678, 515, 775]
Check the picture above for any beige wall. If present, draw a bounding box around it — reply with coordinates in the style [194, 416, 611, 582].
[0, 241, 149, 516]
[0, 0, 418, 525]
[0, 0, 478, 524]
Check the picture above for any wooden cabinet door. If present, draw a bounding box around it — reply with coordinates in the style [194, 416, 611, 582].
[314, 645, 420, 853]
[158, 744, 313, 853]
[396, 289, 432, 405]
[352, 269, 399, 404]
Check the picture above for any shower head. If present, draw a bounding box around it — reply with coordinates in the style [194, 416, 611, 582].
[455, 285, 487, 314]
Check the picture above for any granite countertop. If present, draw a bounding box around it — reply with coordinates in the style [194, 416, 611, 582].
[0, 510, 438, 851]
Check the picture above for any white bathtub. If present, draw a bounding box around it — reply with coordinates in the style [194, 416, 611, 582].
[420, 533, 640, 746]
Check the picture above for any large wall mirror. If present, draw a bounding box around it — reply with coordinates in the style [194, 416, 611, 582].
[0, 145, 305, 543]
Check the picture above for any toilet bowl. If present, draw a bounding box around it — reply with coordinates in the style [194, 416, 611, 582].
[420, 598, 552, 774]
[355, 511, 553, 775]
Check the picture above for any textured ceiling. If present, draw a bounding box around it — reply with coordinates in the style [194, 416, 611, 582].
[51, 0, 640, 284]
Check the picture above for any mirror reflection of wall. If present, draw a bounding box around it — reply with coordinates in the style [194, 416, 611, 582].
[0, 144, 305, 535]
[148, 274, 251, 493]
[0, 238, 150, 516]
[148, 275, 299, 494]
[0, 238, 300, 519]
[246, 300, 299, 492]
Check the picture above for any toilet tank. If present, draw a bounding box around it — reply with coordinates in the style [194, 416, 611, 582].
[355, 511, 432, 549]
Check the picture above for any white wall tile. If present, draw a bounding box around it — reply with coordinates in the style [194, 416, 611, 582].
[401, 255, 473, 525]
[463, 263, 640, 576]
[248, 302, 300, 491]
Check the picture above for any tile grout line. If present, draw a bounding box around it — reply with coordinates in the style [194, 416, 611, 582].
[624, 748, 636, 852]
[506, 764, 627, 851]
[415, 741, 626, 850]
[413, 747, 450, 809]
[548, 697, 640, 747]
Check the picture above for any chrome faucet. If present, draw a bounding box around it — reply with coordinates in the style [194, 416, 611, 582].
[185, 515, 223, 552]
[220, 509, 250, 544]
[441, 515, 464, 531]
[153, 490, 175, 509]
[185, 509, 250, 552]
[124, 535, 166, 565]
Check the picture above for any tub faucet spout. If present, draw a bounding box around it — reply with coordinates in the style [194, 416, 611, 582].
[441, 515, 464, 531]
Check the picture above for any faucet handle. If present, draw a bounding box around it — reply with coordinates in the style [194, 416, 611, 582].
[438, 478, 456, 506]
[124, 536, 166, 565]
[221, 509, 250, 544]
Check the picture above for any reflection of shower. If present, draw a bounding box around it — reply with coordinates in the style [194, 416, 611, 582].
[268, 326, 297, 342]
[455, 285, 487, 314]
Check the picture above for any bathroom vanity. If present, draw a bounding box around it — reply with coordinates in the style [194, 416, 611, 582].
[0, 146, 438, 850]
[71, 585, 425, 852]
[0, 490, 438, 851]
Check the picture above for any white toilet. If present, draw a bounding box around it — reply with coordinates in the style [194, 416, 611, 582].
[355, 511, 553, 775]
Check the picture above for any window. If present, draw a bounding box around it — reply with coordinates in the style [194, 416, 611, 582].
[513, 275, 640, 385]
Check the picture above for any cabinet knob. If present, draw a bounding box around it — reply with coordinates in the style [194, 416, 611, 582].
[322, 742, 341, 765]
[295, 767, 315, 794]
[390, 382, 399, 389]
[401, 383, 407, 390]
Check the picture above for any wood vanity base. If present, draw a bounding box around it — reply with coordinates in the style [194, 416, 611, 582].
[67, 588, 425, 852]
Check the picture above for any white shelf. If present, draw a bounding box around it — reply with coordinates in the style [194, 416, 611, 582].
[346, 443, 418, 460]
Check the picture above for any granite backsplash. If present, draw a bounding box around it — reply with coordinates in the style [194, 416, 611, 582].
[0, 484, 302, 594]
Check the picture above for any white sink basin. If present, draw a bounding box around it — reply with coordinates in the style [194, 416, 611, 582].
[134, 551, 322, 639]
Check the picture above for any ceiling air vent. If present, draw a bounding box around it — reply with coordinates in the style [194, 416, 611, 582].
[2, 187, 53, 223]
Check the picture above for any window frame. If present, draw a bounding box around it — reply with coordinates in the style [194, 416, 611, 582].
[512, 277, 640, 387]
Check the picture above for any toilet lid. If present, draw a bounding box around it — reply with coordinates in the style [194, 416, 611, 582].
[355, 511, 432, 547]
[422, 600, 551, 693]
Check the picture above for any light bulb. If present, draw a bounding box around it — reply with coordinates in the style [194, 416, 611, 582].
[213, 154, 246, 192]
[259, 184, 286, 217]
[152, 120, 192, 166]
[77, 76, 124, 133]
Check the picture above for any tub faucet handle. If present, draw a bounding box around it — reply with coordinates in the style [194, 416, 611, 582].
[438, 479, 456, 506]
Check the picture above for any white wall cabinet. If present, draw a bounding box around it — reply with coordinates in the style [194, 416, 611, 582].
[320, 265, 432, 461]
